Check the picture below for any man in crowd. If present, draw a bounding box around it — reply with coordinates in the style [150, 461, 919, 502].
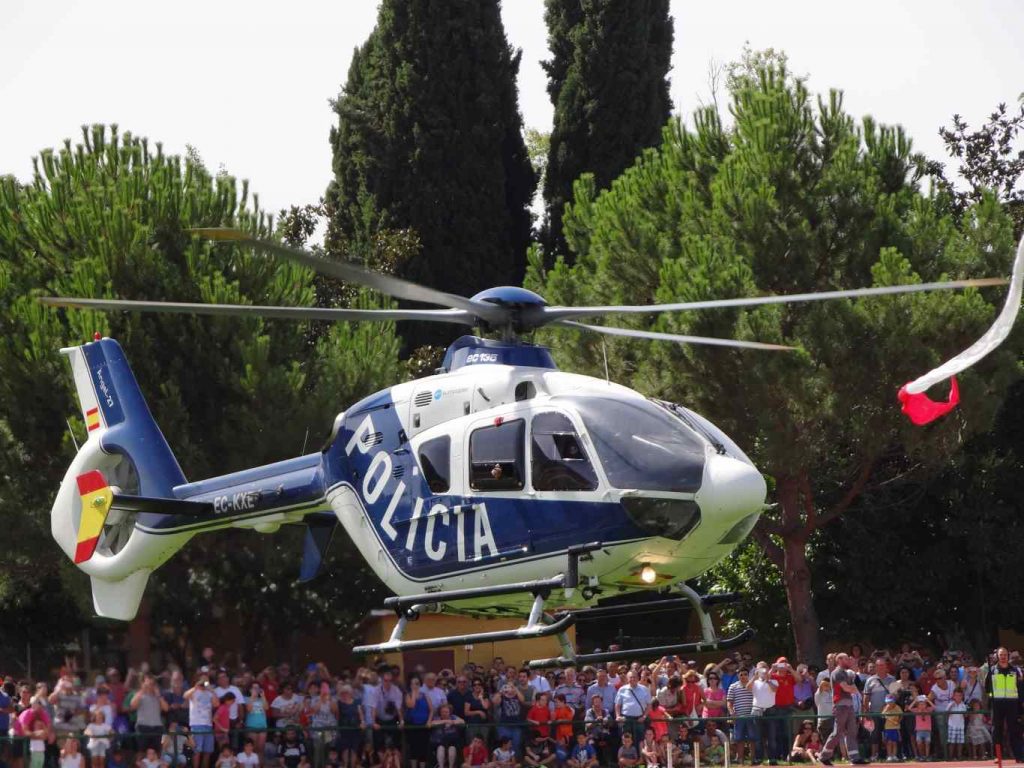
[372, 668, 404, 749]
[185, 672, 219, 768]
[613, 670, 650, 745]
[862, 658, 895, 761]
[727, 668, 758, 764]
[554, 668, 586, 717]
[586, 669, 617, 713]
[820, 653, 867, 766]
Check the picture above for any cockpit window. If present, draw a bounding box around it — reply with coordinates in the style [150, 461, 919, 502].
[560, 396, 705, 493]
[531, 412, 598, 492]
[469, 419, 525, 491]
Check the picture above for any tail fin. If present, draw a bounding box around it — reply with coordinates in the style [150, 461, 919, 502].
[63, 337, 186, 495]
[53, 337, 190, 620]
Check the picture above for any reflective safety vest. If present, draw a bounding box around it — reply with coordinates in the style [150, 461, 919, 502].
[991, 668, 1019, 699]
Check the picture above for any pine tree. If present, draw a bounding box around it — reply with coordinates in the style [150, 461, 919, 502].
[327, 0, 536, 320]
[526, 66, 1019, 662]
[0, 125, 403, 659]
[541, 0, 673, 263]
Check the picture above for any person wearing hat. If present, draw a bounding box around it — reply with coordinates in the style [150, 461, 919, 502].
[770, 658, 797, 761]
[880, 694, 902, 762]
[986, 647, 1023, 762]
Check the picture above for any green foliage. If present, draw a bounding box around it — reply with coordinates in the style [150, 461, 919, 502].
[541, 0, 673, 262]
[935, 102, 1024, 237]
[527, 65, 1021, 660]
[0, 125, 404, 659]
[327, 0, 536, 346]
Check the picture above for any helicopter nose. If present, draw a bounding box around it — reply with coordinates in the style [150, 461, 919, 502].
[696, 453, 767, 524]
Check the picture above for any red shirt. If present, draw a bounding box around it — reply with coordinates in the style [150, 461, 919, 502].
[464, 743, 488, 766]
[771, 671, 796, 707]
[214, 703, 232, 733]
[528, 704, 551, 737]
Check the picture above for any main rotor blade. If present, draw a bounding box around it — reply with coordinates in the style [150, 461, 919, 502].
[541, 277, 1009, 323]
[191, 228, 505, 323]
[39, 297, 477, 325]
[556, 320, 795, 351]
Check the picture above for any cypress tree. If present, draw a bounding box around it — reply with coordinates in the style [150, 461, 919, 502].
[541, 0, 673, 263]
[327, 0, 536, 322]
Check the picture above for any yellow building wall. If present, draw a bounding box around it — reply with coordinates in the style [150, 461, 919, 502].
[360, 613, 576, 674]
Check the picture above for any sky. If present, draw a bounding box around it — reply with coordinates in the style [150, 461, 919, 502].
[2, 0, 1023, 220]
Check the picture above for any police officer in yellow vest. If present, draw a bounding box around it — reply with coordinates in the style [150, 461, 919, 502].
[986, 647, 1023, 762]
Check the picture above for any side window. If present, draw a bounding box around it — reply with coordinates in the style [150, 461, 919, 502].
[469, 419, 525, 491]
[418, 436, 451, 493]
[531, 412, 598, 492]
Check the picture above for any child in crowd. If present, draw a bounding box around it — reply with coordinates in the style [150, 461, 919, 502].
[323, 748, 341, 768]
[214, 694, 235, 752]
[675, 725, 695, 768]
[910, 694, 934, 760]
[524, 733, 554, 768]
[704, 733, 725, 767]
[85, 709, 113, 768]
[236, 741, 260, 768]
[379, 743, 400, 768]
[61, 738, 85, 768]
[648, 699, 670, 741]
[640, 728, 660, 768]
[462, 736, 488, 768]
[967, 699, 992, 760]
[278, 728, 306, 768]
[566, 734, 596, 768]
[136, 748, 165, 768]
[492, 737, 517, 768]
[161, 722, 193, 767]
[617, 732, 639, 768]
[805, 730, 824, 762]
[106, 749, 129, 768]
[881, 694, 903, 762]
[215, 746, 237, 768]
[947, 689, 968, 760]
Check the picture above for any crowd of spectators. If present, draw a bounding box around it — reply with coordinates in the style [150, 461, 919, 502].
[2, 643, 1021, 768]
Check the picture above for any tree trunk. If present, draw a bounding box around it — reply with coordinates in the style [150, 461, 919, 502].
[782, 533, 823, 664]
[755, 474, 826, 665]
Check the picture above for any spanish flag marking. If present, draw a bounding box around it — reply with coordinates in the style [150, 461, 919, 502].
[85, 407, 101, 432]
[74, 470, 112, 564]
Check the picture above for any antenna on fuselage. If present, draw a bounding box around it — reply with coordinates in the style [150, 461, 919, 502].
[601, 339, 610, 384]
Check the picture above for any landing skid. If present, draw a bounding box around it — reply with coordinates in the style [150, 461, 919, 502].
[352, 544, 754, 666]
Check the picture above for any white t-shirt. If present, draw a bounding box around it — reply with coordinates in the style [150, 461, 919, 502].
[212, 688, 242, 724]
[270, 694, 304, 727]
[529, 675, 551, 694]
[750, 678, 777, 709]
[931, 681, 956, 712]
[947, 702, 967, 729]
[90, 704, 114, 727]
[85, 722, 113, 751]
[61, 754, 84, 768]
[237, 752, 260, 768]
[189, 689, 216, 727]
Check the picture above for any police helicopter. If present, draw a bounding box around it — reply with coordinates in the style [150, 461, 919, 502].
[42, 227, 1021, 668]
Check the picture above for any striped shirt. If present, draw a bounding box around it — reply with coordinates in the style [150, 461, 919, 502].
[726, 681, 754, 716]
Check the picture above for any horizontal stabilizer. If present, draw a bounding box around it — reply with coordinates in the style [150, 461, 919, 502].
[299, 515, 337, 583]
[110, 494, 213, 518]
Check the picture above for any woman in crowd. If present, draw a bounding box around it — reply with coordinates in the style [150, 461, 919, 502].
[244, 683, 269, 755]
[403, 676, 431, 768]
[701, 672, 727, 731]
[335, 685, 364, 768]
[428, 703, 463, 768]
[788, 720, 817, 762]
[305, 683, 338, 768]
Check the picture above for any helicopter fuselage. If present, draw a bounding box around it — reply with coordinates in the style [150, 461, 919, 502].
[126, 336, 767, 614]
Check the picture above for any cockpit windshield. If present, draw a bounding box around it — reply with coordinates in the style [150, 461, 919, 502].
[557, 396, 706, 493]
